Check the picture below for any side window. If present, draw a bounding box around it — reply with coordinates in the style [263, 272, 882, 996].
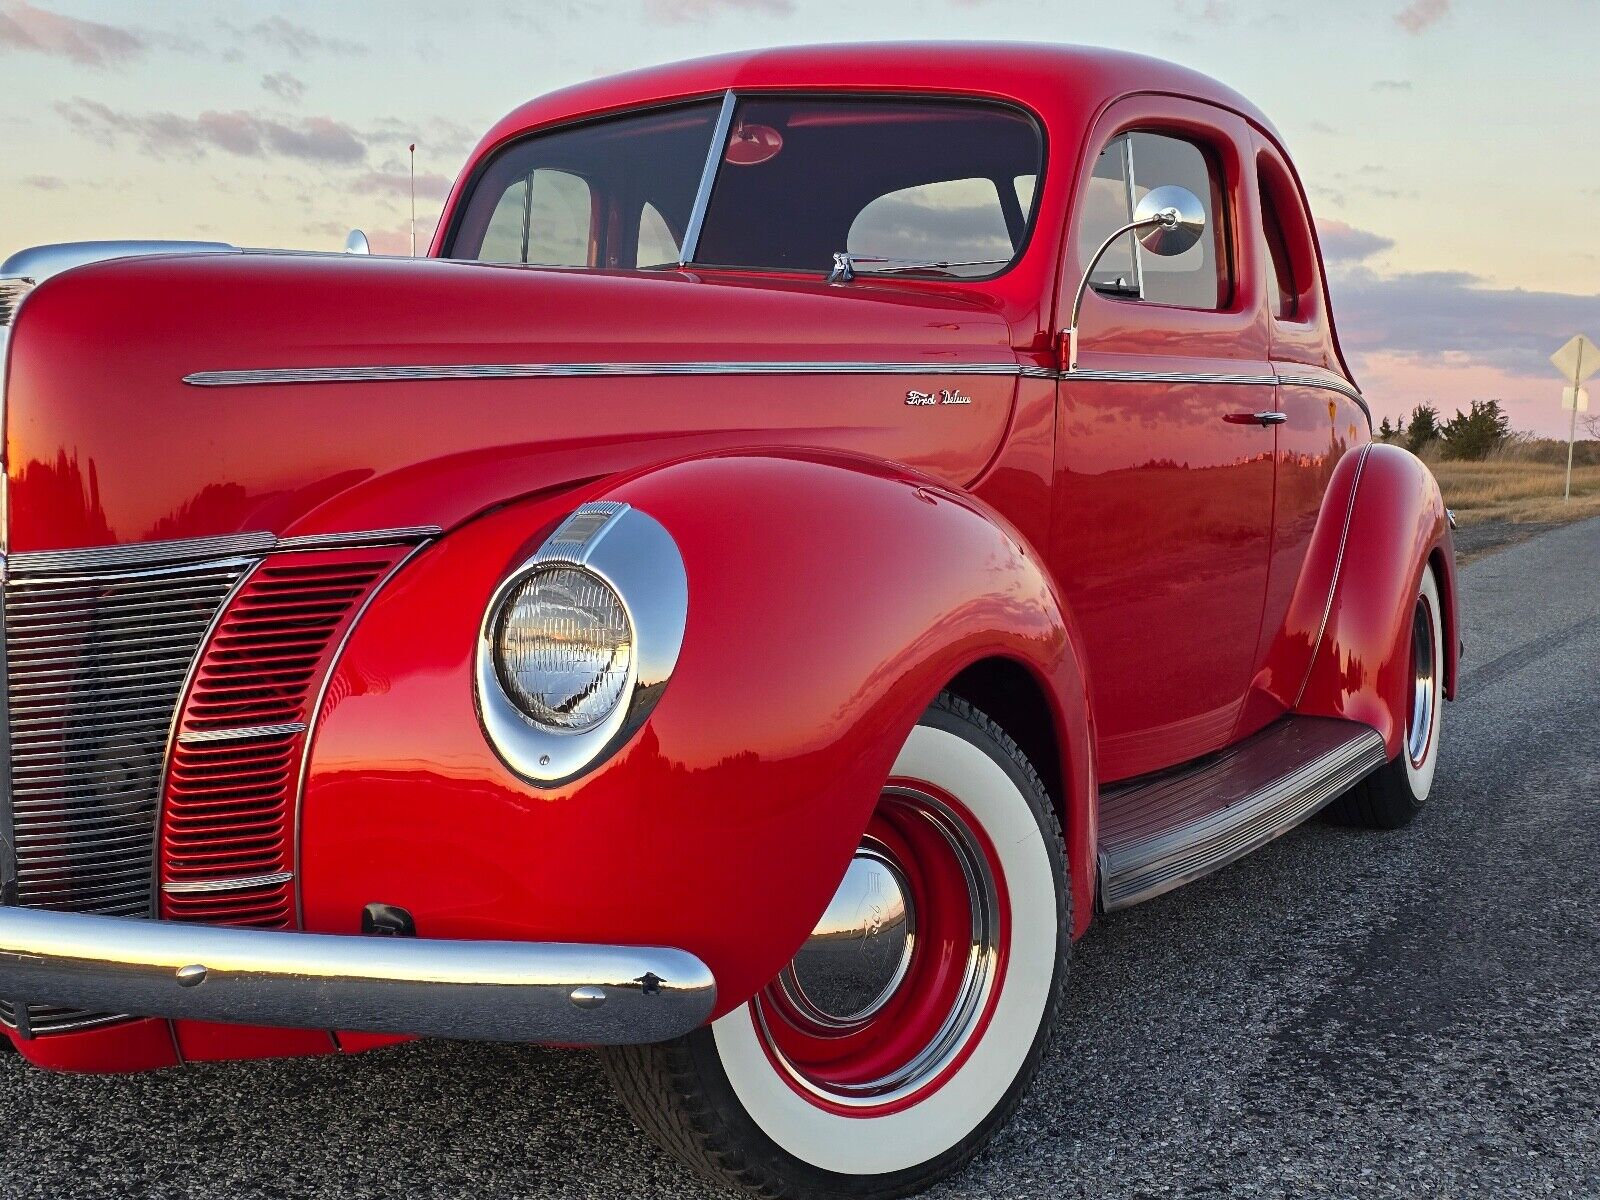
[848, 177, 1014, 270]
[636, 202, 680, 268]
[476, 168, 593, 266]
[1260, 185, 1298, 319]
[1077, 131, 1229, 309]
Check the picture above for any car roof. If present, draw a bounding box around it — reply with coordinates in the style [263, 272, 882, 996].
[477, 42, 1279, 150]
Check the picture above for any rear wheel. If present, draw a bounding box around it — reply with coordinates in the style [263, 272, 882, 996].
[1326, 564, 1444, 829]
[603, 694, 1069, 1199]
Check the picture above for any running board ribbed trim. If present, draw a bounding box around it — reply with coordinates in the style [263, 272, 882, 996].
[1097, 716, 1387, 912]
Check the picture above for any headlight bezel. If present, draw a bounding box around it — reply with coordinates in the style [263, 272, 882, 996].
[474, 501, 688, 786]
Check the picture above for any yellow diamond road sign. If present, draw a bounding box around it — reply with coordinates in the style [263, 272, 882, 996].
[1551, 334, 1599, 385]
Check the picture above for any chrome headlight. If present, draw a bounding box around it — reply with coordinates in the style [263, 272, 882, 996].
[476, 502, 687, 785]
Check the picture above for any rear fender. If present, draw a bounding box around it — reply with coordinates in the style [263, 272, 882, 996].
[1294, 444, 1459, 754]
[299, 451, 1094, 1021]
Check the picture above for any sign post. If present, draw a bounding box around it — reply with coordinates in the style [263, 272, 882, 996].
[1551, 335, 1599, 502]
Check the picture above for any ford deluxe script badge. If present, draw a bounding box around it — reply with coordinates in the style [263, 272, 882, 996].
[906, 388, 973, 406]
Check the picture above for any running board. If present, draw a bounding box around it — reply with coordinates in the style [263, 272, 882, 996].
[1097, 716, 1387, 912]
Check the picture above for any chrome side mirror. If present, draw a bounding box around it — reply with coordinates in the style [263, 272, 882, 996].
[344, 229, 371, 255]
[1062, 184, 1206, 371]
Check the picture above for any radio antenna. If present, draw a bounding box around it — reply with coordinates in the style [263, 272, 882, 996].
[409, 143, 417, 257]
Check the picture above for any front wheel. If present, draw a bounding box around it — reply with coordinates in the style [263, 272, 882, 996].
[603, 694, 1069, 1199]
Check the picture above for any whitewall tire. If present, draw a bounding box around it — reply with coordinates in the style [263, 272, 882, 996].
[603, 693, 1070, 1199]
[1327, 564, 1444, 828]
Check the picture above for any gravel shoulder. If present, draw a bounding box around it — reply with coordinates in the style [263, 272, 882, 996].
[2, 519, 1597, 1200]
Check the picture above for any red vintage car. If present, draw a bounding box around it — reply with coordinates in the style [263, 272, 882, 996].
[0, 42, 1456, 1199]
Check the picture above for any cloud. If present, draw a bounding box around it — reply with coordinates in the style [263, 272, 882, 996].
[1173, 0, 1229, 22]
[224, 15, 366, 57]
[21, 173, 64, 189]
[1330, 264, 1600, 380]
[1318, 219, 1395, 263]
[0, 1, 144, 66]
[1395, 0, 1448, 34]
[56, 98, 366, 165]
[1372, 78, 1412, 91]
[260, 70, 306, 102]
[643, 0, 792, 21]
[367, 115, 481, 163]
[352, 170, 454, 202]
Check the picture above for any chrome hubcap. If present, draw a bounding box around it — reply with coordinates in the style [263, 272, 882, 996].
[778, 847, 915, 1028]
[1407, 595, 1437, 767]
[759, 787, 1003, 1107]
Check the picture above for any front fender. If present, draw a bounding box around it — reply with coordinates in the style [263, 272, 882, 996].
[1295, 444, 1459, 755]
[299, 451, 1091, 1021]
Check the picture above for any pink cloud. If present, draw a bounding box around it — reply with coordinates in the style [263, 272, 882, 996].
[643, 0, 793, 22]
[365, 215, 441, 256]
[1358, 354, 1576, 439]
[56, 98, 366, 165]
[1395, 0, 1448, 34]
[0, 1, 144, 66]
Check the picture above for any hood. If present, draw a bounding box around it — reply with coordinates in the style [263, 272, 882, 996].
[3, 252, 1021, 554]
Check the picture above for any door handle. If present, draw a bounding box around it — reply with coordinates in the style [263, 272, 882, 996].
[1224, 411, 1288, 426]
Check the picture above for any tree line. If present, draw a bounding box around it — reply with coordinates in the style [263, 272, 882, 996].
[1377, 400, 1513, 460]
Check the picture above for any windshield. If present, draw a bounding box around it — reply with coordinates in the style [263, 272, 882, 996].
[446, 95, 1043, 279]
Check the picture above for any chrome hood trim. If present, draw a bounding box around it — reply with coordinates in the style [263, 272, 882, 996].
[1, 240, 239, 285]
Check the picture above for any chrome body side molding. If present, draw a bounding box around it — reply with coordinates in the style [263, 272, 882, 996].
[0, 906, 716, 1044]
[1096, 715, 1387, 911]
[184, 361, 1044, 387]
[180, 358, 1363, 418]
[1062, 368, 1278, 388]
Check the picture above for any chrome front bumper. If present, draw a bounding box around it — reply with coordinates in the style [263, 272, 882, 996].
[0, 908, 716, 1044]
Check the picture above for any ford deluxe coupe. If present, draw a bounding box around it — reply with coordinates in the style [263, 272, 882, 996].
[0, 42, 1457, 1199]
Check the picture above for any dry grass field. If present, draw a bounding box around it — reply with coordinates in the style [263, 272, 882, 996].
[1432, 457, 1600, 527]
[1410, 436, 1600, 560]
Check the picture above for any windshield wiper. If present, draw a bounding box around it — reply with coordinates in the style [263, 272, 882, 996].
[829, 252, 1010, 283]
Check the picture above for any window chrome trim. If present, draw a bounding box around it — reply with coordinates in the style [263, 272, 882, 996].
[679, 90, 737, 267]
[475, 502, 688, 788]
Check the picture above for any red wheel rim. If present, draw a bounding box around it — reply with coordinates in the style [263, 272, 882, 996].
[752, 783, 1010, 1116]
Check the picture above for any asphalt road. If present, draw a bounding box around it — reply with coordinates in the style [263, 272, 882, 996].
[2, 518, 1597, 1199]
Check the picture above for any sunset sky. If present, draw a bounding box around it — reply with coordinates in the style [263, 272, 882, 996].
[2, 0, 1597, 434]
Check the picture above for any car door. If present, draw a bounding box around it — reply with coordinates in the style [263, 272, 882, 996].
[1050, 99, 1278, 783]
[1238, 135, 1373, 730]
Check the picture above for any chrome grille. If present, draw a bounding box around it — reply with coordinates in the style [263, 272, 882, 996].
[0, 277, 32, 327]
[2, 552, 250, 1032]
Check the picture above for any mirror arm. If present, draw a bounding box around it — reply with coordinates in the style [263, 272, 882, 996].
[1061, 209, 1176, 373]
